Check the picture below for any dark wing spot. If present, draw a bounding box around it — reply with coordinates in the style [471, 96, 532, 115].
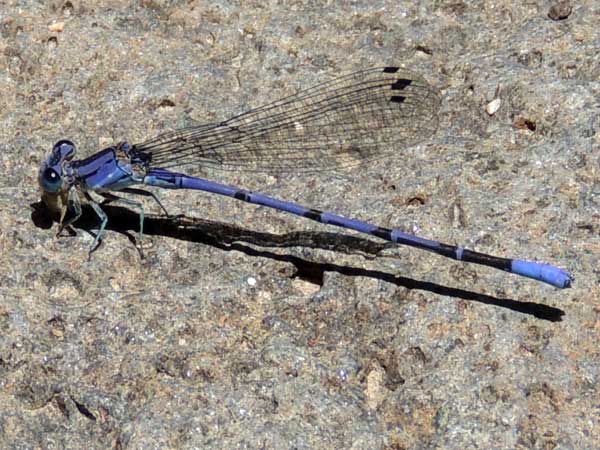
[391, 79, 412, 90]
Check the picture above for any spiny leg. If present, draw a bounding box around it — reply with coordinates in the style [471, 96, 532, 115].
[57, 188, 82, 237]
[98, 192, 146, 256]
[118, 187, 170, 217]
[117, 187, 186, 223]
[83, 192, 109, 258]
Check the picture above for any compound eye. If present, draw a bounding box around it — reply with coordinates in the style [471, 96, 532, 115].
[53, 140, 76, 160]
[41, 167, 62, 192]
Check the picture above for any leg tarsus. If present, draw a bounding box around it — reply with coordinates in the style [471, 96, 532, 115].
[57, 189, 82, 237]
[87, 235, 103, 261]
[85, 192, 108, 257]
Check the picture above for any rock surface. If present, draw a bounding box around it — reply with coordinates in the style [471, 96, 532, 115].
[0, 1, 598, 448]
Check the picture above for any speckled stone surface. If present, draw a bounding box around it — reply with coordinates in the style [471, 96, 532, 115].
[0, 1, 598, 449]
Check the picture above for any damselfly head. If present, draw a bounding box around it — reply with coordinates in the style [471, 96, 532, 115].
[38, 140, 76, 193]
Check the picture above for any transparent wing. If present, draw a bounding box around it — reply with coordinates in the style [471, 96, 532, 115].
[133, 66, 440, 173]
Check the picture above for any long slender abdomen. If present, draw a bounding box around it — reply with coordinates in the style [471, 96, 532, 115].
[142, 168, 571, 288]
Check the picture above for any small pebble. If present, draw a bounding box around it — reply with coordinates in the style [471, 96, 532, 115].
[548, 1, 572, 20]
[486, 98, 501, 116]
[48, 22, 65, 32]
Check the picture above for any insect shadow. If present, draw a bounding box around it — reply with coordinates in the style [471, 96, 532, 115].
[30, 201, 565, 322]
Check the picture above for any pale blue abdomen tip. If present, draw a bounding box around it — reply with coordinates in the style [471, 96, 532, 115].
[511, 260, 572, 289]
